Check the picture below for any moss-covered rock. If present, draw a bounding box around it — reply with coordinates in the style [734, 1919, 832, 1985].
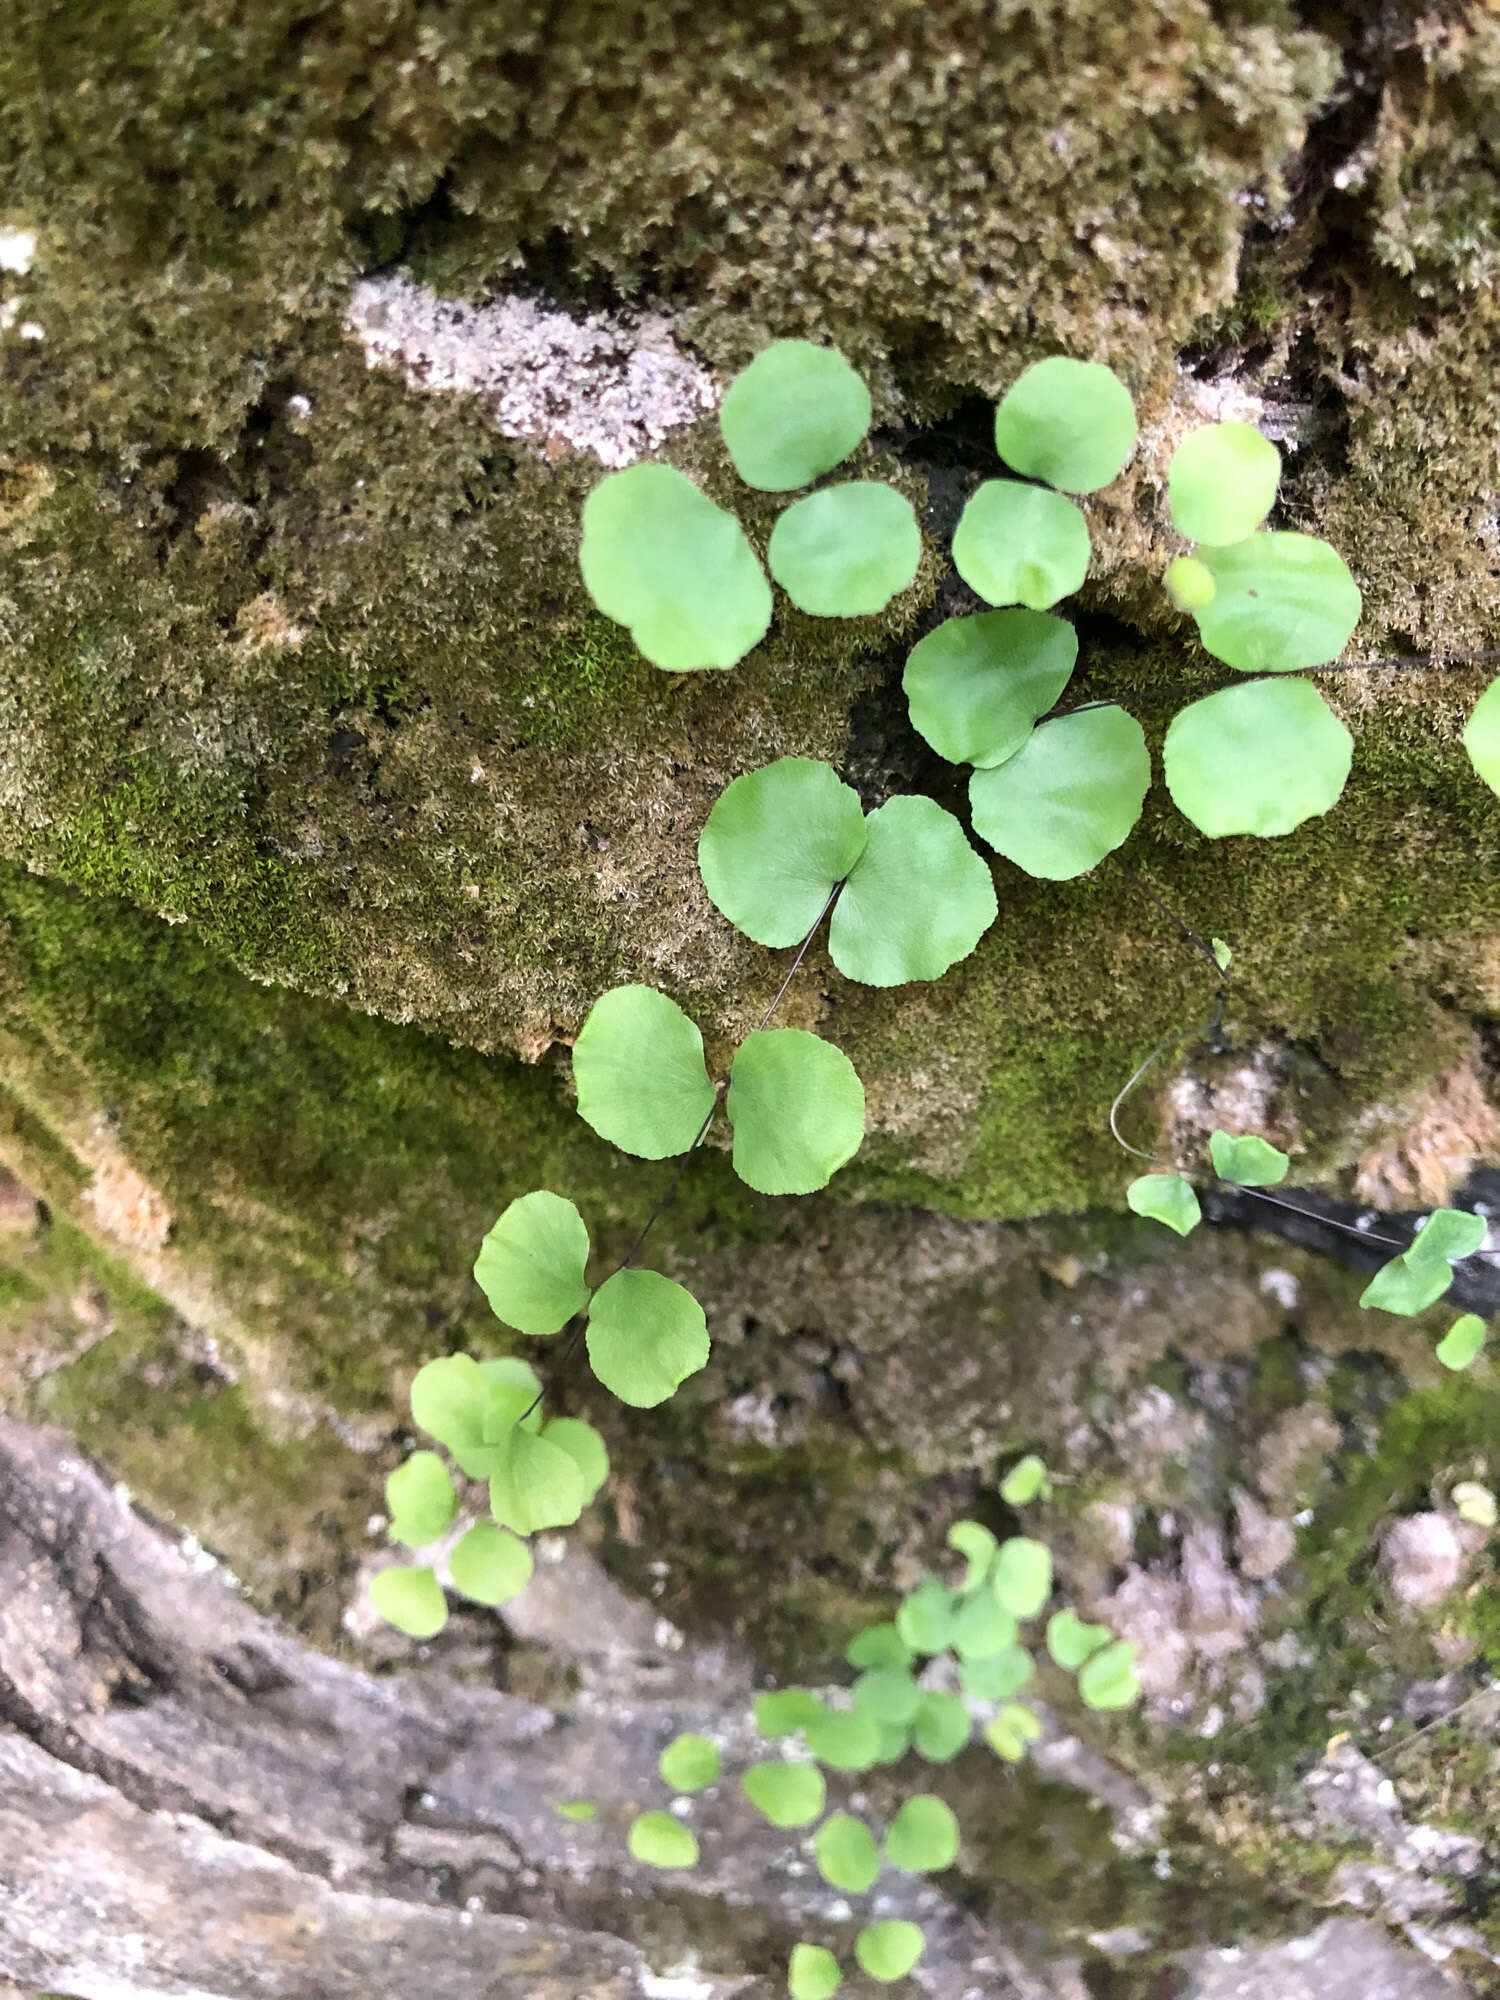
[0, 13, 1498, 1965]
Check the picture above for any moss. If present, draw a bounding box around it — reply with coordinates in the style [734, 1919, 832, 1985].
[34, 1313, 373, 1633]
[0, 0, 1335, 461]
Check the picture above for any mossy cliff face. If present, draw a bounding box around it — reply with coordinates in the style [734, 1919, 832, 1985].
[0, 1, 1495, 1213]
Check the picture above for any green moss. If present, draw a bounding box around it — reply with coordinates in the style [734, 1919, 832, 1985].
[34, 1314, 372, 1632]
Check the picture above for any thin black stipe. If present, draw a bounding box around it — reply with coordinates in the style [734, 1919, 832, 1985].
[1222, 1182, 1407, 1256]
[1108, 1004, 1224, 1164]
[1117, 862, 1226, 979]
[517, 887, 845, 1425]
[755, 880, 845, 1031]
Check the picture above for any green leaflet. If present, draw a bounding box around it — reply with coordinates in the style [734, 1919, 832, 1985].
[990, 1537, 1052, 1619]
[572, 985, 716, 1159]
[851, 1668, 924, 1726]
[1436, 1315, 1487, 1371]
[804, 1703, 884, 1772]
[1046, 1608, 1113, 1669]
[1164, 555, 1216, 614]
[1168, 422, 1280, 546]
[755, 1686, 825, 1737]
[958, 1645, 1033, 1702]
[946, 1518, 999, 1592]
[984, 1702, 1043, 1760]
[580, 463, 771, 670]
[386, 1450, 457, 1549]
[1407, 1208, 1487, 1268]
[1126, 1172, 1202, 1237]
[1209, 1130, 1289, 1187]
[539, 1417, 610, 1503]
[768, 481, 921, 617]
[488, 1425, 586, 1534]
[1077, 1639, 1141, 1710]
[872, 1722, 911, 1766]
[1163, 678, 1352, 839]
[896, 1576, 957, 1654]
[884, 1794, 960, 1873]
[369, 1565, 448, 1639]
[953, 479, 1090, 609]
[845, 1623, 913, 1672]
[628, 1811, 700, 1870]
[473, 1190, 592, 1337]
[815, 1813, 882, 1893]
[587, 1267, 710, 1408]
[1359, 1252, 1453, 1317]
[659, 1733, 721, 1793]
[1193, 532, 1361, 674]
[698, 757, 868, 949]
[993, 357, 1136, 494]
[719, 340, 871, 491]
[409, 1353, 510, 1479]
[449, 1521, 533, 1605]
[479, 1357, 547, 1434]
[910, 1691, 971, 1762]
[1360, 1208, 1484, 1316]
[727, 1028, 865, 1195]
[949, 1590, 1018, 1662]
[787, 1943, 843, 2000]
[741, 1759, 827, 1827]
[828, 794, 997, 985]
[854, 1920, 926, 1984]
[1465, 677, 1500, 797]
[999, 1454, 1050, 1505]
[970, 708, 1149, 879]
[902, 609, 1078, 769]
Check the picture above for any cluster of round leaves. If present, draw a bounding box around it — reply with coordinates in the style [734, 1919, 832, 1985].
[469, 1188, 710, 1410]
[699, 757, 996, 986]
[611, 1471, 1139, 1995]
[1127, 1135, 1492, 1371]
[573, 981, 863, 1195]
[580, 340, 920, 671]
[583, 331, 1500, 934]
[903, 401, 1369, 879]
[369, 1349, 610, 1637]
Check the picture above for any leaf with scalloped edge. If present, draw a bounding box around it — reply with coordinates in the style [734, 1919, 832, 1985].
[473, 1190, 592, 1337]
[993, 357, 1136, 494]
[830, 795, 997, 985]
[572, 985, 716, 1160]
[719, 340, 871, 491]
[903, 609, 1077, 769]
[698, 758, 868, 949]
[586, 1267, 710, 1408]
[953, 479, 1090, 609]
[580, 463, 770, 670]
[970, 708, 1149, 880]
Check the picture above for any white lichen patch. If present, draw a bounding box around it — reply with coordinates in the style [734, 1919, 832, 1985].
[0, 226, 36, 274]
[345, 273, 718, 467]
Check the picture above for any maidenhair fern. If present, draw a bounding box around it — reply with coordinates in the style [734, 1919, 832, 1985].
[355, 330, 1497, 1992]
